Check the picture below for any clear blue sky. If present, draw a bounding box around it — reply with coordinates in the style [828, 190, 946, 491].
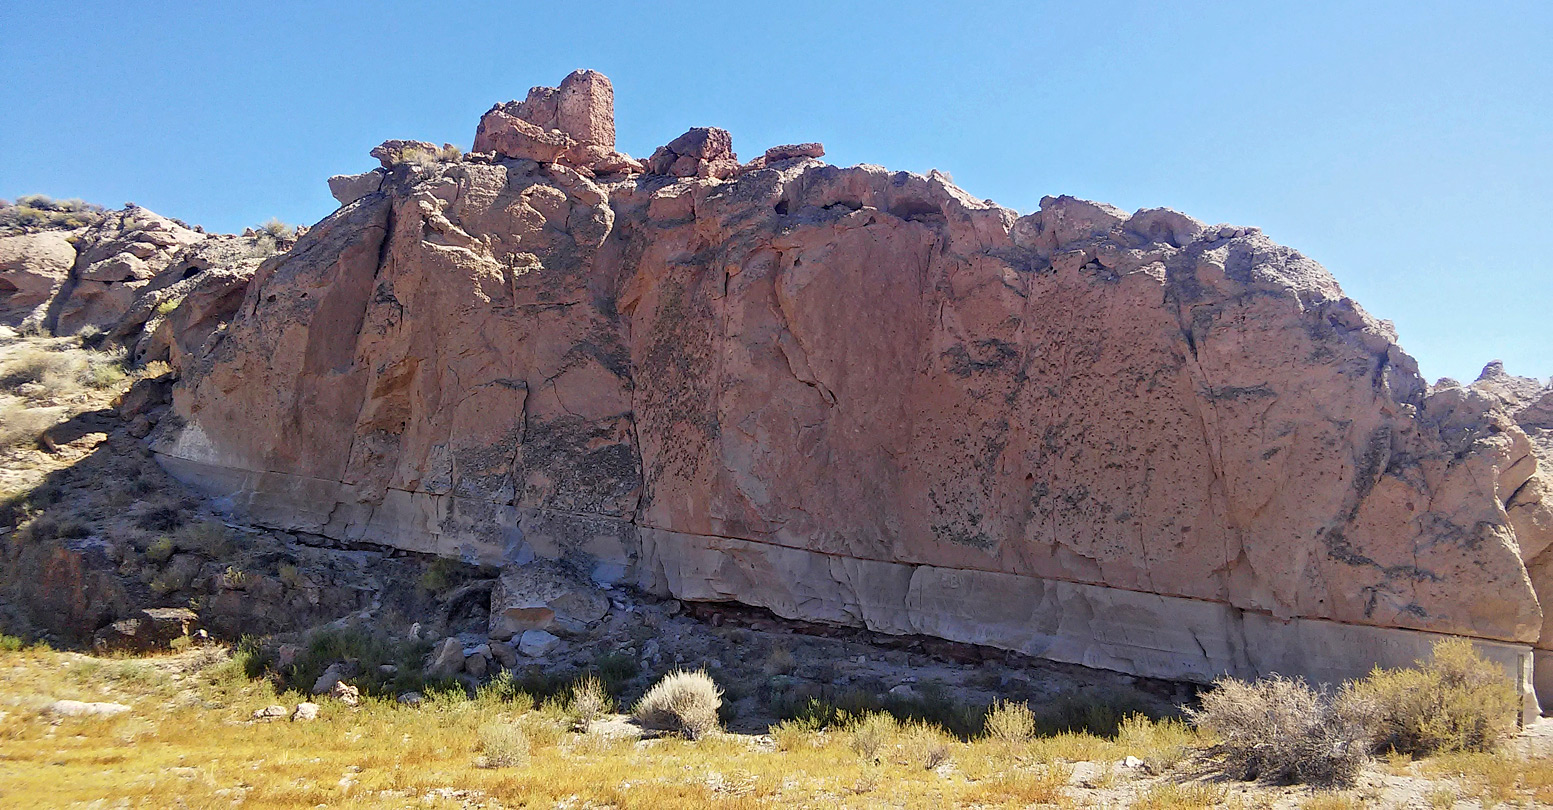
[3, 1, 1548, 384]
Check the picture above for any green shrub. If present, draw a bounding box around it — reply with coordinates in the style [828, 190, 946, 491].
[634, 669, 722, 740]
[0, 634, 25, 652]
[1036, 688, 1153, 737]
[286, 627, 433, 697]
[144, 535, 176, 563]
[1350, 638, 1519, 756]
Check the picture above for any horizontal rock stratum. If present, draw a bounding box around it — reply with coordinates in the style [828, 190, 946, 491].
[146, 71, 1553, 715]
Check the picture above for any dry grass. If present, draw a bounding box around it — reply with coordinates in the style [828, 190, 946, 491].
[1131, 781, 1226, 809]
[3, 642, 1547, 808]
[1296, 791, 1366, 810]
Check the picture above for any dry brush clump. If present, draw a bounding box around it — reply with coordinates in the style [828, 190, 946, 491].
[1186, 675, 1378, 787]
[633, 669, 722, 739]
[1188, 638, 1520, 787]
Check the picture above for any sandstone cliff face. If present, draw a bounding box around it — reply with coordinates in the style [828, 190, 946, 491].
[152, 73, 1551, 709]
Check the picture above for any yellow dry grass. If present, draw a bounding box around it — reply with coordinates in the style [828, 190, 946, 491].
[0, 642, 1224, 809]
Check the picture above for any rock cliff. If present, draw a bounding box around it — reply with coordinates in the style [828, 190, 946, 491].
[106, 71, 1553, 713]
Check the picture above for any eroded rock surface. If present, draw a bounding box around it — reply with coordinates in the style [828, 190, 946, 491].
[151, 71, 1553, 711]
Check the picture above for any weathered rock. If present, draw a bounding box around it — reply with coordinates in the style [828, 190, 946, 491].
[474, 109, 577, 164]
[488, 566, 609, 640]
[646, 127, 738, 179]
[464, 646, 489, 678]
[49, 700, 130, 718]
[370, 140, 439, 169]
[312, 662, 348, 695]
[396, 691, 423, 706]
[489, 640, 518, 670]
[328, 170, 385, 206]
[92, 606, 199, 653]
[155, 70, 1553, 718]
[518, 629, 560, 657]
[330, 680, 361, 706]
[291, 702, 320, 721]
[425, 637, 464, 679]
[743, 142, 826, 172]
[0, 231, 76, 327]
[252, 704, 289, 720]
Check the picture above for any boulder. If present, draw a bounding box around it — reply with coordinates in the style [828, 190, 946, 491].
[328, 170, 385, 206]
[0, 231, 76, 326]
[329, 681, 361, 706]
[518, 629, 560, 657]
[370, 140, 439, 169]
[425, 636, 464, 680]
[92, 607, 199, 653]
[252, 704, 288, 720]
[646, 127, 738, 179]
[743, 142, 826, 172]
[473, 109, 576, 164]
[488, 566, 609, 641]
[49, 700, 130, 718]
[489, 640, 518, 670]
[291, 703, 320, 722]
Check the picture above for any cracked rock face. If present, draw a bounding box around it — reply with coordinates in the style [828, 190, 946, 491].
[154, 72, 1552, 711]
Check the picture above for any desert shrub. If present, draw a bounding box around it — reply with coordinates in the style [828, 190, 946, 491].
[260, 218, 295, 241]
[962, 764, 1070, 806]
[154, 297, 182, 318]
[143, 534, 176, 563]
[173, 520, 233, 558]
[1187, 675, 1378, 787]
[475, 721, 530, 768]
[286, 627, 433, 697]
[897, 720, 953, 769]
[1350, 638, 1518, 756]
[0, 635, 25, 652]
[770, 715, 824, 751]
[984, 699, 1036, 743]
[589, 651, 638, 691]
[847, 710, 900, 760]
[763, 645, 797, 675]
[633, 669, 722, 740]
[418, 556, 464, 594]
[246, 233, 280, 257]
[569, 675, 611, 730]
[1118, 713, 1196, 772]
[0, 196, 106, 234]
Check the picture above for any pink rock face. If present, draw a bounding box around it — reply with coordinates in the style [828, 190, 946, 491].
[155, 74, 1553, 707]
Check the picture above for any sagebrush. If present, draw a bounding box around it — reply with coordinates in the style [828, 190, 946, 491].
[633, 669, 722, 739]
[1187, 675, 1378, 786]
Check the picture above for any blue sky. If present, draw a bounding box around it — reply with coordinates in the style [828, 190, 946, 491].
[3, 1, 1547, 383]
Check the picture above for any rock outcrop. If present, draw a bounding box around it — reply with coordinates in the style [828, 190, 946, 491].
[150, 71, 1552, 715]
[0, 202, 282, 373]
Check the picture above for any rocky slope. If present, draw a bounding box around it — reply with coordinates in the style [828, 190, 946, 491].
[11, 71, 1552, 712]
